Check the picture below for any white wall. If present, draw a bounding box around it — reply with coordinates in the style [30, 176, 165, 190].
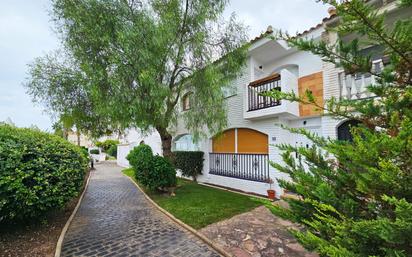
[116, 129, 162, 168]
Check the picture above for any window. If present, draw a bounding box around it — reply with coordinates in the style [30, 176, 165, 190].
[182, 92, 192, 111]
[173, 134, 199, 151]
[337, 120, 361, 142]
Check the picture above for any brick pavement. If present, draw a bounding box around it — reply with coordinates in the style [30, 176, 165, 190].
[61, 162, 220, 257]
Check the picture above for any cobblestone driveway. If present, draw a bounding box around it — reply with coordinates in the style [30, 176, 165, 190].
[61, 162, 220, 257]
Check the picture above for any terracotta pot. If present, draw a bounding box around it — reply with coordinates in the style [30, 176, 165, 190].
[267, 189, 276, 200]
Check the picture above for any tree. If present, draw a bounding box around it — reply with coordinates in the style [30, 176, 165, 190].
[30, 0, 248, 158]
[266, 0, 412, 256]
[26, 51, 122, 142]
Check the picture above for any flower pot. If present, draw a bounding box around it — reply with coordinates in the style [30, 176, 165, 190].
[267, 189, 276, 200]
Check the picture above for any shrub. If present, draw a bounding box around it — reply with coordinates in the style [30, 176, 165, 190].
[127, 144, 176, 190]
[107, 145, 117, 158]
[126, 144, 154, 186]
[95, 139, 119, 152]
[148, 155, 177, 190]
[172, 151, 204, 182]
[0, 125, 88, 223]
[89, 149, 100, 155]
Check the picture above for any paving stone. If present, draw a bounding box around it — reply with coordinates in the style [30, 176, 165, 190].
[200, 206, 318, 257]
[61, 162, 219, 257]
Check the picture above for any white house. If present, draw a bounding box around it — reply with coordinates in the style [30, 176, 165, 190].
[118, 1, 409, 198]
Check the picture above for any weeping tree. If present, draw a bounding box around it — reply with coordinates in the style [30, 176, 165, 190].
[26, 51, 119, 142]
[27, 0, 248, 158]
[266, 0, 412, 256]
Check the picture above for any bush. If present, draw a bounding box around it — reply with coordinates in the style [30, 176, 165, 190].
[95, 139, 119, 152]
[149, 155, 177, 190]
[172, 151, 204, 182]
[127, 144, 176, 190]
[0, 125, 88, 222]
[107, 145, 117, 158]
[126, 144, 154, 186]
[89, 149, 100, 155]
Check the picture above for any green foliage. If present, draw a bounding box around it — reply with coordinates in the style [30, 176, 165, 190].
[172, 151, 204, 181]
[95, 139, 119, 153]
[27, 0, 248, 157]
[107, 145, 117, 158]
[126, 144, 154, 186]
[126, 144, 176, 190]
[0, 125, 87, 223]
[89, 149, 99, 155]
[267, 1, 412, 256]
[149, 155, 177, 190]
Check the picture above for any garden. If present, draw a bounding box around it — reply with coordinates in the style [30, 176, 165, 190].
[0, 124, 89, 256]
[123, 144, 264, 229]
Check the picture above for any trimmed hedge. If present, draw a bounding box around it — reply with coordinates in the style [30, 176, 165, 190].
[126, 144, 153, 186]
[107, 145, 117, 158]
[0, 125, 88, 223]
[90, 149, 100, 155]
[127, 144, 176, 190]
[172, 151, 204, 182]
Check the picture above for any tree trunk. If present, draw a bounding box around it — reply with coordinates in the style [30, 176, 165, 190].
[76, 130, 81, 146]
[157, 126, 173, 159]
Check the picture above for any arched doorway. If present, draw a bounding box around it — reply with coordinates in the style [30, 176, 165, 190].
[337, 120, 361, 142]
[212, 128, 268, 154]
[210, 128, 269, 182]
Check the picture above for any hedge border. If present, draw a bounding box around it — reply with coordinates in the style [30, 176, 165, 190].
[54, 171, 92, 257]
[123, 174, 232, 257]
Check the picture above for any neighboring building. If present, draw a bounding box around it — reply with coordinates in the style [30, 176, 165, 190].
[67, 131, 93, 147]
[118, 1, 409, 198]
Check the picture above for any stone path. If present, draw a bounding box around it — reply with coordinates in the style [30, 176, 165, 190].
[61, 162, 220, 257]
[200, 206, 318, 257]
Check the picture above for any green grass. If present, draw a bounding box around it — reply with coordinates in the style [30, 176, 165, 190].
[122, 168, 264, 229]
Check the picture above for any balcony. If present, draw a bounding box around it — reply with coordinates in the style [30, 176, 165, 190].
[248, 74, 281, 111]
[338, 59, 383, 100]
[244, 69, 299, 119]
[209, 153, 269, 182]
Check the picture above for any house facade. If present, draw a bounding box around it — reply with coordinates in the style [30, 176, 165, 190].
[118, 0, 409, 198]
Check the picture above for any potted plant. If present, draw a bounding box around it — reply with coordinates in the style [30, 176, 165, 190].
[266, 178, 276, 200]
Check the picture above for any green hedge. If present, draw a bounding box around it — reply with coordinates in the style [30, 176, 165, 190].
[127, 144, 176, 190]
[0, 125, 88, 223]
[96, 139, 119, 152]
[107, 145, 117, 158]
[172, 151, 204, 182]
[90, 149, 100, 154]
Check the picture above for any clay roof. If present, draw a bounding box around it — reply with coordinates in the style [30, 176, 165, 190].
[250, 13, 338, 44]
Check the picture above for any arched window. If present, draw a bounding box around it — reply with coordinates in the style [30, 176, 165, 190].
[173, 134, 199, 151]
[182, 92, 192, 111]
[337, 120, 361, 142]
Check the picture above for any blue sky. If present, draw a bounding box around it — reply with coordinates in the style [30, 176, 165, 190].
[0, 0, 329, 131]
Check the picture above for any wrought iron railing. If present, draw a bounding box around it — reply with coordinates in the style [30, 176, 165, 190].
[209, 153, 270, 182]
[248, 76, 281, 111]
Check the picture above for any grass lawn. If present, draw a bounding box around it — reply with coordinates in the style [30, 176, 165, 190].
[123, 168, 264, 229]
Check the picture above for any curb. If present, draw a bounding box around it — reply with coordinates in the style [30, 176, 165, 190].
[54, 171, 92, 257]
[124, 175, 232, 257]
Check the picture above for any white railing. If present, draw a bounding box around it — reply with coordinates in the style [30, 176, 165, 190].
[338, 59, 383, 100]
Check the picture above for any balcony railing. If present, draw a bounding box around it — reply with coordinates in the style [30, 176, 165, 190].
[338, 59, 383, 100]
[248, 74, 281, 111]
[209, 153, 270, 182]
